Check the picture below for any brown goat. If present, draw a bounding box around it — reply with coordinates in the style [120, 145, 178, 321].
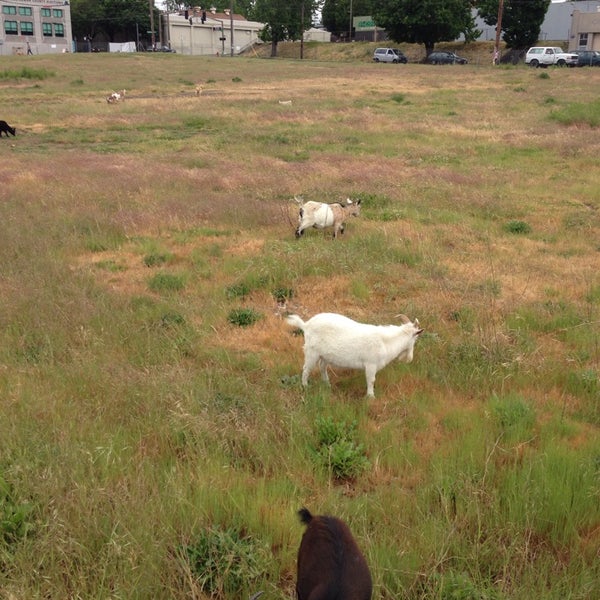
[296, 508, 372, 600]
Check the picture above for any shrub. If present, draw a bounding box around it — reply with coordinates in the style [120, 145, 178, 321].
[503, 220, 531, 235]
[183, 525, 270, 596]
[227, 308, 262, 327]
[143, 252, 174, 267]
[1, 474, 34, 551]
[312, 416, 370, 480]
[148, 272, 186, 292]
[226, 282, 251, 300]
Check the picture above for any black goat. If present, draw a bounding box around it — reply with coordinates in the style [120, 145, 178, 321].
[296, 508, 372, 600]
[0, 120, 16, 137]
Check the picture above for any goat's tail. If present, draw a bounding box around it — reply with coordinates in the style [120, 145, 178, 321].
[298, 507, 313, 525]
[285, 314, 305, 331]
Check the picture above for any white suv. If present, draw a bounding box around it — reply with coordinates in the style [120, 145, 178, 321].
[525, 46, 578, 68]
[373, 48, 408, 64]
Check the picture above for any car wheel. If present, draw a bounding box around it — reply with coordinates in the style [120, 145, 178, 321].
[392, 59, 398, 63]
[557, 59, 566, 67]
[529, 59, 539, 68]
[374, 58, 380, 62]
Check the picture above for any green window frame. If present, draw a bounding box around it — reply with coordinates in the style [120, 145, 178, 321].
[2, 6, 17, 15]
[18, 7, 32, 16]
[41, 8, 51, 17]
[20, 21, 34, 35]
[4, 20, 18, 34]
[53, 9, 63, 18]
[42, 23, 53, 37]
[54, 23, 64, 37]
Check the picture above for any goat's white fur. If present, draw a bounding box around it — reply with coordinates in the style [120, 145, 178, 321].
[286, 312, 423, 397]
[295, 198, 361, 239]
[106, 89, 126, 103]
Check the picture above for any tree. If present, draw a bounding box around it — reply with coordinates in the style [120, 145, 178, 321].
[372, 0, 478, 57]
[322, 0, 374, 38]
[251, 0, 318, 57]
[70, 0, 156, 44]
[477, 0, 550, 52]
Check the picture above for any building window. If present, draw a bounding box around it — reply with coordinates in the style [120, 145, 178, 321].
[578, 33, 588, 49]
[54, 23, 64, 37]
[18, 7, 32, 16]
[20, 21, 33, 35]
[2, 6, 17, 15]
[4, 20, 18, 35]
[53, 9, 63, 18]
[41, 8, 51, 17]
[42, 23, 53, 37]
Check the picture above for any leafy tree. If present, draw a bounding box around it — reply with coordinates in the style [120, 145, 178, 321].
[251, 0, 318, 57]
[71, 0, 156, 44]
[372, 0, 478, 57]
[322, 0, 374, 38]
[477, 0, 551, 51]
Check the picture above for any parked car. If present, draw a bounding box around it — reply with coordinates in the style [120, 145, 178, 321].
[573, 50, 600, 66]
[525, 46, 578, 67]
[373, 48, 408, 64]
[426, 51, 468, 65]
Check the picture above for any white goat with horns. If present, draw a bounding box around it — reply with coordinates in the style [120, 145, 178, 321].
[286, 312, 423, 397]
[294, 196, 361, 239]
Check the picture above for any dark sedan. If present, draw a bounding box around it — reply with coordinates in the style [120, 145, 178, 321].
[426, 51, 468, 65]
[574, 50, 600, 66]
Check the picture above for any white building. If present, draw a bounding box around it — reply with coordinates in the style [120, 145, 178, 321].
[165, 7, 263, 56]
[0, 0, 72, 55]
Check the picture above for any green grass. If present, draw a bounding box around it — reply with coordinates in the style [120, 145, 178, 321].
[0, 50, 598, 599]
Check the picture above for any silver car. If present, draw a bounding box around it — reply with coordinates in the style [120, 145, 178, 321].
[373, 48, 408, 64]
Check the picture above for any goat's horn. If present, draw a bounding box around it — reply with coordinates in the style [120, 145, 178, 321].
[394, 314, 411, 324]
[249, 593, 264, 600]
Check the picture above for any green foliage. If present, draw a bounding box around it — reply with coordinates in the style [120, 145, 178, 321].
[271, 287, 294, 304]
[373, 0, 477, 54]
[549, 99, 600, 128]
[1, 475, 34, 551]
[477, 0, 551, 50]
[253, 0, 316, 51]
[143, 251, 174, 267]
[183, 525, 270, 596]
[489, 393, 536, 441]
[312, 416, 370, 480]
[147, 272, 186, 292]
[322, 0, 375, 37]
[227, 308, 262, 327]
[503, 220, 531, 235]
[226, 282, 252, 300]
[0, 67, 53, 80]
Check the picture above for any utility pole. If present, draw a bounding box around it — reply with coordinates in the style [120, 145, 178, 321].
[230, 0, 234, 56]
[300, 1, 304, 59]
[348, 0, 353, 42]
[149, 0, 155, 50]
[494, 0, 504, 65]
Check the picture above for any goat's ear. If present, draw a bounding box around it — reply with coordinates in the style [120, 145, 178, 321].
[356, 199, 361, 206]
[346, 197, 352, 205]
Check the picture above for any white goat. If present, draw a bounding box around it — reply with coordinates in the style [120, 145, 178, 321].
[106, 89, 126, 104]
[295, 198, 361, 239]
[286, 312, 423, 397]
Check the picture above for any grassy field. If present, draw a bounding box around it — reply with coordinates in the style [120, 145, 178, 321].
[0, 47, 599, 599]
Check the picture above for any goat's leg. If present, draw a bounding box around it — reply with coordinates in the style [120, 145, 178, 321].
[364, 364, 377, 397]
[301, 352, 320, 387]
[318, 359, 330, 384]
